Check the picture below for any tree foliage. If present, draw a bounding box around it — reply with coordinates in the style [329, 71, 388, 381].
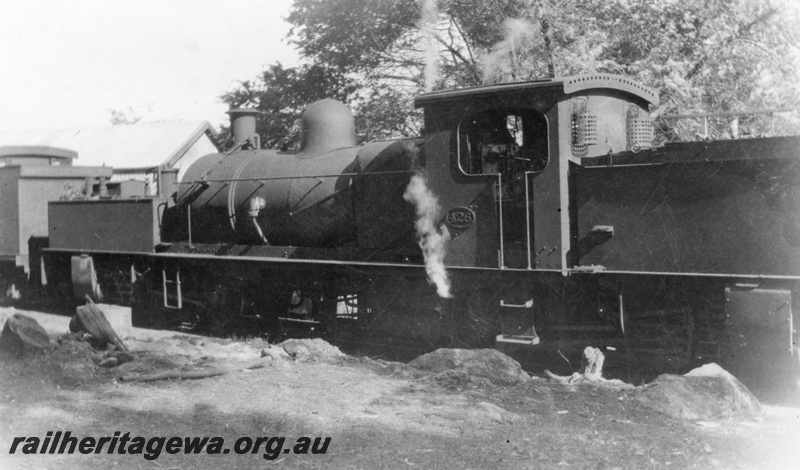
[220, 0, 800, 146]
[220, 63, 357, 149]
[107, 106, 143, 125]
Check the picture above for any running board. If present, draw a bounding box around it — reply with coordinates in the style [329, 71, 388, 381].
[278, 317, 321, 325]
[500, 299, 534, 308]
[496, 333, 540, 345]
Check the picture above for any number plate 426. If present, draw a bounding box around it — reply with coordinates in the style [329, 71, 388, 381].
[446, 206, 476, 229]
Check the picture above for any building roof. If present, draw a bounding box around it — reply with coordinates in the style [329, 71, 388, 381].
[0, 145, 78, 160]
[0, 121, 218, 170]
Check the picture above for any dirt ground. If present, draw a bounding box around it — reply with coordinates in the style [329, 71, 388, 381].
[1, 307, 799, 470]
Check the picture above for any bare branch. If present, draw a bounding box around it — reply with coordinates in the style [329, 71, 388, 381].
[686, 7, 778, 79]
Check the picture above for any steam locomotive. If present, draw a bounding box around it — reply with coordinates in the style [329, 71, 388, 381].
[39, 73, 800, 387]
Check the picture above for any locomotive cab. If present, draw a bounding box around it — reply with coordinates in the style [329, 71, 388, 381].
[456, 108, 549, 267]
[416, 73, 658, 270]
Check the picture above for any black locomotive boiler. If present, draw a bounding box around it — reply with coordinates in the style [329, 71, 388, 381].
[41, 74, 800, 390]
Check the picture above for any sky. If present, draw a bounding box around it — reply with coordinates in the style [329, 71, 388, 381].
[0, 0, 300, 131]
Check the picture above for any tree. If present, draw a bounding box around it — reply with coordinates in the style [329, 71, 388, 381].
[220, 63, 357, 149]
[220, 0, 800, 146]
[588, 0, 800, 138]
[107, 106, 143, 125]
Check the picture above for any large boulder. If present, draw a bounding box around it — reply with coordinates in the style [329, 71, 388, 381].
[635, 363, 762, 420]
[0, 313, 53, 356]
[408, 348, 531, 386]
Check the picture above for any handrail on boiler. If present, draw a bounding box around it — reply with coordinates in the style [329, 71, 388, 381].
[177, 170, 418, 185]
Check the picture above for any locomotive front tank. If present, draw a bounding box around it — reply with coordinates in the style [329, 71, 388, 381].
[167, 100, 363, 247]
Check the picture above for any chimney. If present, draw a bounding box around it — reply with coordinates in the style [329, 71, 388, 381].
[226, 108, 261, 149]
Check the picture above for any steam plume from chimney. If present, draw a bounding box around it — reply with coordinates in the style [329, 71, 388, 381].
[419, 0, 439, 92]
[403, 173, 452, 298]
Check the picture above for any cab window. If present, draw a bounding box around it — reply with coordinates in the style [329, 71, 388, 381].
[457, 108, 548, 176]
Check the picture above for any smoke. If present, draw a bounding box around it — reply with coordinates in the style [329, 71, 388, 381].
[419, 0, 439, 92]
[481, 18, 535, 84]
[403, 173, 452, 298]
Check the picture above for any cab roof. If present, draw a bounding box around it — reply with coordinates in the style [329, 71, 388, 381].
[414, 73, 659, 108]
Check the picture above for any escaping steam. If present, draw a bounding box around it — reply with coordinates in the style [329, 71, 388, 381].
[482, 18, 535, 84]
[403, 173, 452, 298]
[419, 0, 439, 92]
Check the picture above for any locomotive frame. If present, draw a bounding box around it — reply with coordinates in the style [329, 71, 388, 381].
[35, 73, 800, 391]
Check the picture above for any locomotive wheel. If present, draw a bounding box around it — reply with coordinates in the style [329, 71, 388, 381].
[619, 277, 724, 380]
[276, 278, 343, 339]
[623, 307, 695, 376]
[190, 284, 263, 337]
[95, 262, 136, 306]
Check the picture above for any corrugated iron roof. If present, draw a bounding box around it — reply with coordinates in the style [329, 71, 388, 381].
[0, 121, 218, 169]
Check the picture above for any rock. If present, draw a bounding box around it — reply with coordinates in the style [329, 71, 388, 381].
[0, 313, 52, 356]
[68, 315, 82, 333]
[111, 351, 135, 365]
[408, 348, 531, 386]
[635, 363, 762, 420]
[476, 402, 517, 424]
[98, 356, 119, 368]
[261, 347, 289, 361]
[430, 369, 472, 389]
[281, 338, 344, 362]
